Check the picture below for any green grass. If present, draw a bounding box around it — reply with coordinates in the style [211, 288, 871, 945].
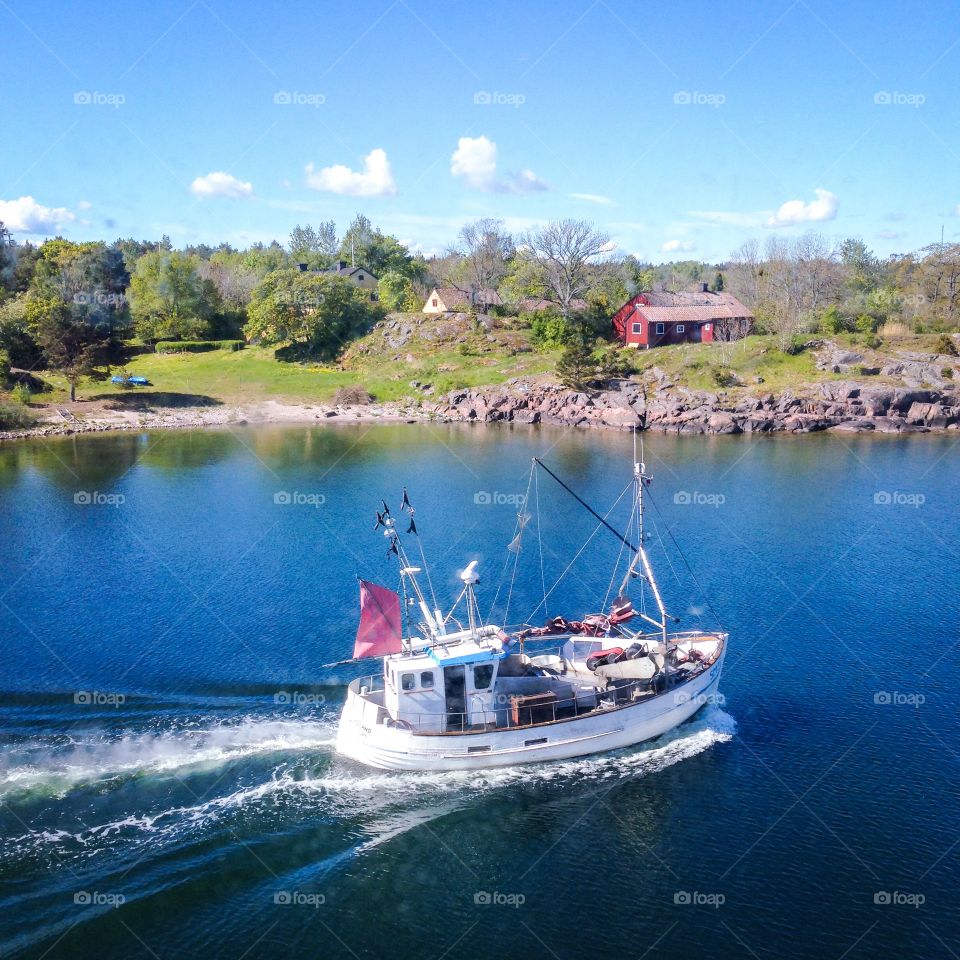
[17, 340, 559, 409]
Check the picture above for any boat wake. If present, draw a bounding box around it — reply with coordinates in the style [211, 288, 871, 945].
[2, 706, 735, 868]
[0, 714, 339, 801]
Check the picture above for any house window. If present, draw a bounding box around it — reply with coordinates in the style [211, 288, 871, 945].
[357, 274, 364, 281]
[431, 298, 438, 307]
[420, 671, 435, 689]
[676, 324, 685, 333]
[631, 322, 642, 334]
[655, 323, 665, 335]
[401, 673, 415, 692]
[704, 323, 711, 331]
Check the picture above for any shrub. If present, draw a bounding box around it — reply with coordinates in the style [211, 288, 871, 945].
[932, 334, 958, 357]
[0, 348, 9, 387]
[0, 403, 36, 430]
[711, 367, 738, 388]
[941, 367, 954, 379]
[333, 385, 373, 405]
[11, 383, 31, 405]
[155, 340, 245, 354]
[529, 311, 575, 349]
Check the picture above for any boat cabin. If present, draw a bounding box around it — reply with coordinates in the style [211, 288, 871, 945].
[383, 627, 506, 733]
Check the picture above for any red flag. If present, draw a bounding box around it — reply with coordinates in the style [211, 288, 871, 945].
[353, 580, 403, 660]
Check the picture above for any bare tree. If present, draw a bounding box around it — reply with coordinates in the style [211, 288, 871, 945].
[457, 218, 513, 310]
[521, 219, 611, 317]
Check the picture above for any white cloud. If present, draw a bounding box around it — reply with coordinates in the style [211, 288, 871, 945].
[955, 203, 960, 216]
[0, 196, 75, 234]
[688, 209, 768, 228]
[450, 136, 548, 193]
[766, 188, 838, 227]
[451, 136, 498, 190]
[77, 199, 93, 211]
[876, 230, 904, 240]
[661, 239, 696, 252]
[570, 192, 613, 205]
[305, 148, 396, 197]
[509, 168, 549, 193]
[190, 171, 253, 199]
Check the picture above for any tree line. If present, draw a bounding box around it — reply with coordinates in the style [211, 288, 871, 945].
[1, 213, 958, 399]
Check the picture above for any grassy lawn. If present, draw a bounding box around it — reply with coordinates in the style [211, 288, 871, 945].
[11, 342, 560, 410]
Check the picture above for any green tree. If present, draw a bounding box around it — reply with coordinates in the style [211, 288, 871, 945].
[244, 269, 377, 358]
[129, 250, 220, 341]
[339, 214, 418, 279]
[378, 270, 418, 312]
[26, 295, 111, 401]
[555, 339, 594, 390]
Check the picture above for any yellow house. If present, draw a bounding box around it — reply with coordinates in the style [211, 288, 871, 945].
[423, 286, 502, 314]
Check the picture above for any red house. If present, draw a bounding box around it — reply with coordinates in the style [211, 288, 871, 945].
[612, 285, 753, 349]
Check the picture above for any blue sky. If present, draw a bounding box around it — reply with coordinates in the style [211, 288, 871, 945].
[1, 0, 958, 262]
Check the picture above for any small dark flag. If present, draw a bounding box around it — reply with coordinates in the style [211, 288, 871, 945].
[387, 539, 399, 557]
[401, 488, 413, 512]
[407, 518, 418, 535]
[381, 500, 392, 516]
[374, 510, 385, 530]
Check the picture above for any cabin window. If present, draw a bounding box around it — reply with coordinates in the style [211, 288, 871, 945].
[420, 671, 435, 689]
[473, 664, 494, 690]
[358, 274, 364, 281]
[431, 298, 438, 307]
[704, 323, 711, 331]
[401, 673, 415, 691]
[676, 324, 685, 333]
[655, 323, 665, 335]
[631, 322, 642, 334]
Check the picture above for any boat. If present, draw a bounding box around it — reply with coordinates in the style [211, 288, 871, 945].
[334, 448, 727, 771]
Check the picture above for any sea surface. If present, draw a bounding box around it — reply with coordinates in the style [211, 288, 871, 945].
[0, 423, 957, 959]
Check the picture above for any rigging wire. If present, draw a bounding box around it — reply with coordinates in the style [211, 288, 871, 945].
[493, 460, 536, 626]
[535, 467, 548, 619]
[644, 482, 725, 631]
[522, 479, 634, 624]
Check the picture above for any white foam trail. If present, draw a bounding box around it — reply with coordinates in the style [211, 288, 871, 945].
[4, 707, 735, 861]
[0, 715, 339, 800]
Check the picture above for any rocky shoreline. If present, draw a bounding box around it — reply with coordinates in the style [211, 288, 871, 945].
[4, 372, 959, 443]
[429, 377, 960, 434]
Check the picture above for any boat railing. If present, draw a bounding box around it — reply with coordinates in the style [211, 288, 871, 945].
[361, 657, 721, 736]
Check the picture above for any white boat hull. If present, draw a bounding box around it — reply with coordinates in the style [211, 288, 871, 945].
[336, 647, 725, 771]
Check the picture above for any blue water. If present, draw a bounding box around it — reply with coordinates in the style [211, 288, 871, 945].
[0, 424, 958, 959]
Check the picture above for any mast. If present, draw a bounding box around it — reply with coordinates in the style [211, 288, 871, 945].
[621, 438, 670, 647]
[382, 516, 442, 642]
